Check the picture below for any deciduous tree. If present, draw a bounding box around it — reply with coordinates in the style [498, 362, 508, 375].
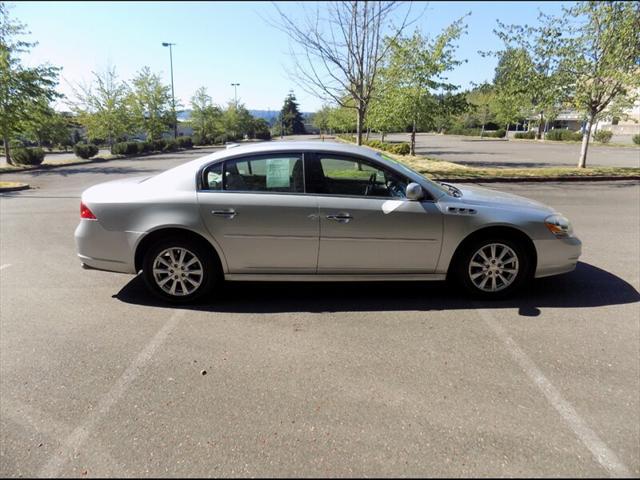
[189, 86, 223, 142]
[272, 1, 414, 145]
[562, 1, 640, 167]
[129, 66, 173, 141]
[69, 66, 132, 146]
[377, 17, 467, 154]
[0, 2, 61, 164]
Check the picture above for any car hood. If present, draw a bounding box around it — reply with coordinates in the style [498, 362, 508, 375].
[454, 184, 554, 213]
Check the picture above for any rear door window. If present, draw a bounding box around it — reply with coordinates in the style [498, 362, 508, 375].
[223, 154, 304, 193]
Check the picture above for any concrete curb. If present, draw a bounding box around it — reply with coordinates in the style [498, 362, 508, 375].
[437, 175, 640, 183]
[0, 183, 30, 192]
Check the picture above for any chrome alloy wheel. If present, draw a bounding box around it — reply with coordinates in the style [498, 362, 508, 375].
[468, 243, 519, 292]
[152, 247, 204, 296]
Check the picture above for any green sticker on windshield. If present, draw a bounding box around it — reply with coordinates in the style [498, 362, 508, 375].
[266, 158, 291, 188]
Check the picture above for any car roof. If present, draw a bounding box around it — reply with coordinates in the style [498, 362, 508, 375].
[204, 140, 381, 162]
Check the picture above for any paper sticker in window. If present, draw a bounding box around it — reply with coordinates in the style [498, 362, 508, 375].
[266, 158, 291, 189]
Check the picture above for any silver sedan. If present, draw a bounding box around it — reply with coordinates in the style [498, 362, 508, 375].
[75, 141, 581, 303]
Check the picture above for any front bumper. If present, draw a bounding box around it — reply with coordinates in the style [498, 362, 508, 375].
[74, 220, 140, 274]
[534, 236, 582, 278]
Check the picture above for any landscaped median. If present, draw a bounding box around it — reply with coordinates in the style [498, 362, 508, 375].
[400, 156, 640, 182]
[0, 153, 119, 174]
[0, 181, 30, 192]
[335, 136, 640, 182]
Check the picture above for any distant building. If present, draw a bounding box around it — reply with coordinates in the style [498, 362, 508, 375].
[525, 95, 640, 137]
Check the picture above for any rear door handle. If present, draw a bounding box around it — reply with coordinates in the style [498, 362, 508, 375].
[211, 209, 237, 219]
[326, 213, 352, 223]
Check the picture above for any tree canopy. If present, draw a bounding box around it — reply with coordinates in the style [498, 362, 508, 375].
[0, 2, 61, 164]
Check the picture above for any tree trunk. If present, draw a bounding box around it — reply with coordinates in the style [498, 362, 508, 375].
[578, 113, 595, 169]
[366, 127, 370, 141]
[480, 123, 485, 138]
[537, 111, 544, 140]
[3, 136, 12, 166]
[505, 123, 510, 140]
[381, 131, 385, 142]
[410, 119, 416, 156]
[356, 105, 364, 146]
[543, 119, 549, 140]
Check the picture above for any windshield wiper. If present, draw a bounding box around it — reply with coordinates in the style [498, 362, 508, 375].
[439, 182, 463, 197]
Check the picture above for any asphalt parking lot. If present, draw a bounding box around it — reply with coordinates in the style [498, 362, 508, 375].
[378, 133, 640, 168]
[1, 148, 639, 477]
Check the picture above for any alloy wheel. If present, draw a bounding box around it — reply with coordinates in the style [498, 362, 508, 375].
[152, 247, 204, 296]
[468, 243, 519, 293]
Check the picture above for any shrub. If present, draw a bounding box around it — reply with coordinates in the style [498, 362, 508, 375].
[176, 136, 193, 149]
[214, 135, 228, 144]
[111, 142, 136, 155]
[633, 134, 640, 145]
[488, 129, 506, 138]
[74, 143, 99, 159]
[163, 139, 178, 152]
[254, 130, 271, 140]
[135, 142, 147, 154]
[446, 127, 481, 136]
[12, 147, 45, 166]
[593, 130, 613, 143]
[150, 139, 165, 152]
[389, 143, 410, 155]
[545, 129, 583, 141]
[514, 131, 536, 139]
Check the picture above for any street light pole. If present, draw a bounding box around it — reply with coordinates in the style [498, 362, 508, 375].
[230, 83, 240, 107]
[162, 42, 177, 139]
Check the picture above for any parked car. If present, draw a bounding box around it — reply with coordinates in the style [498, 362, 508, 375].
[75, 141, 581, 303]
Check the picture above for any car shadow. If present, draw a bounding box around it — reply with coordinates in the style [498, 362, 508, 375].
[114, 262, 639, 316]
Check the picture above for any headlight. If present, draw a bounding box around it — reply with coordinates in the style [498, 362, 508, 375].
[545, 214, 573, 238]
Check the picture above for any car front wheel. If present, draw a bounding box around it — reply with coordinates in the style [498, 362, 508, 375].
[142, 237, 220, 303]
[456, 237, 531, 299]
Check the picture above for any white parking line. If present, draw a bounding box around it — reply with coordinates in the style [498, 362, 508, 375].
[477, 308, 631, 478]
[1, 396, 121, 474]
[39, 309, 186, 478]
[0, 264, 11, 271]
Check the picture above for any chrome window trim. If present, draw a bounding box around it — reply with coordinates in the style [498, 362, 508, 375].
[196, 149, 436, 202]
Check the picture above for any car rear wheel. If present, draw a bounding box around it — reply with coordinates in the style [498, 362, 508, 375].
[142, 237, 220, 303]
[455, 237, 531, 299]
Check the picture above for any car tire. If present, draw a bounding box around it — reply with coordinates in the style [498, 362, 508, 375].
[142, 236, 221, 304]
[454, 236, 532, 299]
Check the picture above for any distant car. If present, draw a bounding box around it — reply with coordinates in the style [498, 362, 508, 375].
[75, 141, 581, 303]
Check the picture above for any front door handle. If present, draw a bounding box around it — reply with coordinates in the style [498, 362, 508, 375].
[211, 209, 237, 219]
[326, 213, 353, 223]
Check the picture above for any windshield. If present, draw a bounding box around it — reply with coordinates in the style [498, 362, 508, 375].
[378, 153, 452, 196]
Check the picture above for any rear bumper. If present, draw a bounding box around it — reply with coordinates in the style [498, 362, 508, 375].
[74, 220, 140, 274]
[534, 236, 582, 278]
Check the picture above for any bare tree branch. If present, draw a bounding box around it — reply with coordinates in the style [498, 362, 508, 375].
[270, 1, 416, 144]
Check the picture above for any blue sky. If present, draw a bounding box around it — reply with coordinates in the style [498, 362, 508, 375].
[12, 1, 569, 112]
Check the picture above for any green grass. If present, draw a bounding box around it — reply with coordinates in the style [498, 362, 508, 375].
[335, 136, 639, 179]
[400, 156, 640, 180]
[0, 181, 28, 189]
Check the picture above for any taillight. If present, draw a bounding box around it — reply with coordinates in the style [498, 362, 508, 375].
[80, 202, 97, 220]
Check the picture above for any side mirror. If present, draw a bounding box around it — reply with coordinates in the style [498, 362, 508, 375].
[406, 182, 424, 201]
